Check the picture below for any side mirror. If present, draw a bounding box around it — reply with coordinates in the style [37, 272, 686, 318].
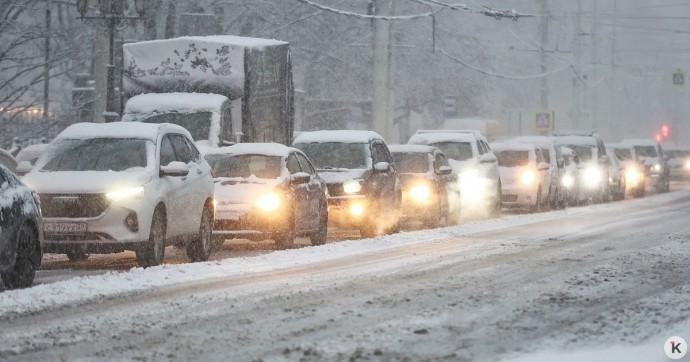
[15, 161, 33, 176]
[160, 161, 190, 177]
[557, 159, 564, 168]
[599, 155, 610, 165]
[374, 161, 390, 173]
[291, 172, 310, 185]
[221, 139, 235, 146]
[479, 153, 497, 164]
[436, 165, 452, 176]
[538, 162, 550, 171]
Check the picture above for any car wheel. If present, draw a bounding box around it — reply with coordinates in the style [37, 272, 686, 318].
[66, 245, 90, 261]
[136, 210, 166, 268]
[1, 223, 39, 289]
[187, 207, 213, 262]
[275, 212, 295, 248]
[310, 204, 328, 246]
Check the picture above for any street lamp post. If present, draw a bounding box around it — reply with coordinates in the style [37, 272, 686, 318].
[76, 0, 144, 123]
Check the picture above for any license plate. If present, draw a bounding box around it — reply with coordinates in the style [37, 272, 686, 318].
[43, 222, 88, 233]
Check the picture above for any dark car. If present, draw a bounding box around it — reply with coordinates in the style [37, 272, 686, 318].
[205, 143, 329, 248]
[389, 145, 454, 228]
[0, 165, 42, 289]
[293, 130, 401, 238]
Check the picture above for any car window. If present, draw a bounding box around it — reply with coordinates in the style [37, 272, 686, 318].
[295, 153, 316, 175]
[169, 134, 193, 164]
[434, 153, 450, 170]
[160, 136, 176, 166]
[286, 153, 301, 174]
[536, 149, 544, 163]
[184, 137, 201, 163]
[476, 141, 486, 155]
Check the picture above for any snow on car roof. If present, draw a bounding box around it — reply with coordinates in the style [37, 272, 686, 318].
[388, 144, 438, 154]
[56, 122, 192, 141]
[293, 130, 384, 144]
[512, 135, 557, 146]
[127, 35, 287, 50]
[408, 131, 478, 144]
[204, 142, 294, 158]
[490, 142, 536, 152]
[620, 138, 659, 146]
[123, 93, 229, 114]
[552, 135, 597, 146]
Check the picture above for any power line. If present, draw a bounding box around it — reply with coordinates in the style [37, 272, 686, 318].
[438, 48, 572, 80]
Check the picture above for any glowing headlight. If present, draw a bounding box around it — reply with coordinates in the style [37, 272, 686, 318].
[583, 166, 602, 188]
[625, 167, 641, 186]
[409, 184, 431, 201]
[652, 163, 662, 173]
[520, 170, 536, 185]
[350, 203, 365, 216]
[343, 180, 362, 194]
[106, 186, 144, 201]
[685, 160, 690, 169]
[255, 193, 281, 211]
[561, 174, 574, 188]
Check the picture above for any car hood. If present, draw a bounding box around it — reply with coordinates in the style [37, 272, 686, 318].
[498, 166, 528, 184]
[398, 173, 434, 187]
[22, 169, 152, 194]
[448, 159, 478, 174]
[214, 176, 283, 205]
[317, 168, 368, 184]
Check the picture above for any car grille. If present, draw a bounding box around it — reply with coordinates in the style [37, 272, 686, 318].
[40, 194, 111, 218]
[502, 195, 518, 202]
[327, 183, 345, 197]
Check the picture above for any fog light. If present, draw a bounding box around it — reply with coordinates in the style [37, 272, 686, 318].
[561, 174, 574, 188]
[350, 203, 365, 216]
[124, 212, 138, 232]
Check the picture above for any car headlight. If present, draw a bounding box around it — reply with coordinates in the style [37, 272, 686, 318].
[625, 167, 641, 185]
[343, 180, 362, 194]
[520, 170, 536, 185]
[685, 160, 690, 169]
[409, 183, 431, 201]
[255, 192, 281, 211]
[583, 166, 602, 188]
[652, 163, 662, 173]
[561, 174, 574, 188]
[349, 202, 365, 216]
[106, 186, 145, 201]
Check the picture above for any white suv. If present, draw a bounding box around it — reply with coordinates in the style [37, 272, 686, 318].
[408, 130, 501, 217]
[22, 122, 215, 267]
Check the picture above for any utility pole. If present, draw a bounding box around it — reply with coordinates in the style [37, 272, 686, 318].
[590, 0, 599, 130]
[372, 0, 392, 139]
[610, 0, 617, 137]
[43, 0, 51, 120]
[539, 0, 549, 110]
[572, 0, 583, 130]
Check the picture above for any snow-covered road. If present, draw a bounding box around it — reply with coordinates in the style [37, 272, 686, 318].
[1, 187, 689, 361]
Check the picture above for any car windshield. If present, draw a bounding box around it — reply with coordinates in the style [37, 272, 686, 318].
[633, 146, 658, 158]
[41, 138, 148, 172]
[495, 150, 529, 167]
[392, 152, 429, 173]
[565, 145, 594, 162]
[205, 154, 282, 179]
[613, 148, 632, 160]
[140, 112, 211, 142]
[294, 142, 368, 169]
[429, 142, 473, 161]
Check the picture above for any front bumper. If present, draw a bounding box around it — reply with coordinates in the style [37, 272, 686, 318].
[42, 204, 151, 254]
[213, 204, 290, 241]
[327, 195, 369, 228]
[500, 183, 538, 208]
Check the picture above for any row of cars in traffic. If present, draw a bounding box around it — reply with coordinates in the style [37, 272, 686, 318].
[1, 122, 689, 289]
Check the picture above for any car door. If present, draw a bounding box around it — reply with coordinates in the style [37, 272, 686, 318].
[296, 152, 323, 229]
[371, 141, 397, 209]
[168, 134, 206, 236]
[158, 134, 186, 238]
[286, 152, 310, 230]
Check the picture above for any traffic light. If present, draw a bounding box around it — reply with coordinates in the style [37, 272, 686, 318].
[661, 124, 670, 138]
[656, 123, 671, 142]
